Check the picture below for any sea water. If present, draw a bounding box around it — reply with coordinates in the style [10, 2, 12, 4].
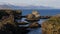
[21, 9, 60, 34]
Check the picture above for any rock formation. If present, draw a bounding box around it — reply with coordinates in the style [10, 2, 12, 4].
[26, 11, 40, 21]
[42, 15, 60, 34]
[29, 22, 41, 28]
[0, 10, 41, 34]
[32, 10, 40, 18]
[0, 10, 24, 34]
[26, 11, 41, 28]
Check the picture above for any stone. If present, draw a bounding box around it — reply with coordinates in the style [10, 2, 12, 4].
[26, 14, 35, 20]
[29, 22, 40, 28]
[42, 15, 60, 34]
[32, 10, 40, 18]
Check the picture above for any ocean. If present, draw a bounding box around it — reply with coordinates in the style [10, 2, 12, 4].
[21, 9, 60, 34]
[22, 9, 60, 16]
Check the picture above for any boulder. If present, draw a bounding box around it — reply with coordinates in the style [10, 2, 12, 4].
[29, 22, 41, 28]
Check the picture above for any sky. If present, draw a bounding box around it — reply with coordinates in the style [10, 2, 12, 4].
[0, 0, 60, 8]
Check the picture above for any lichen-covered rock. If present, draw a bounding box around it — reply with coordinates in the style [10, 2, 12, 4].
[42, 15, 60, 34]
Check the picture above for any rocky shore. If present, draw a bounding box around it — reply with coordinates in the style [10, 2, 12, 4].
[42, 15, 60, 34]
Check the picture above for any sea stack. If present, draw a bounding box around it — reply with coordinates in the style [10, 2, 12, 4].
[42, 15, 60, 34]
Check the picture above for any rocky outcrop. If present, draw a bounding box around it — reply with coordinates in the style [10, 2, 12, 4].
[29, 22, 41, 28]
[0, 10, 30, 34]
[32, 10, 40, 18]
[42, 15, 60, 34]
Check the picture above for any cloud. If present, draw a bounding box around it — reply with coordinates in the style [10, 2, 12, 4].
[0, 0, 60, 8]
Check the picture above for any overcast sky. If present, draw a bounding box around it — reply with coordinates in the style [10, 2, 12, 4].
[0, 0, 60, 8]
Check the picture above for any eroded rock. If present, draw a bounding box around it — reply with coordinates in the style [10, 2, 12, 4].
[42, 15, 60, 34]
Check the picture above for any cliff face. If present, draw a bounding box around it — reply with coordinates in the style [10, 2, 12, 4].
[42, 15, 60, 34]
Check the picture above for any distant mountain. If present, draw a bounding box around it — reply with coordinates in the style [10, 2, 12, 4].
[0, 4, 20, 10]
[0, 4, 55, 10]
[20, 6, 53, 9]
